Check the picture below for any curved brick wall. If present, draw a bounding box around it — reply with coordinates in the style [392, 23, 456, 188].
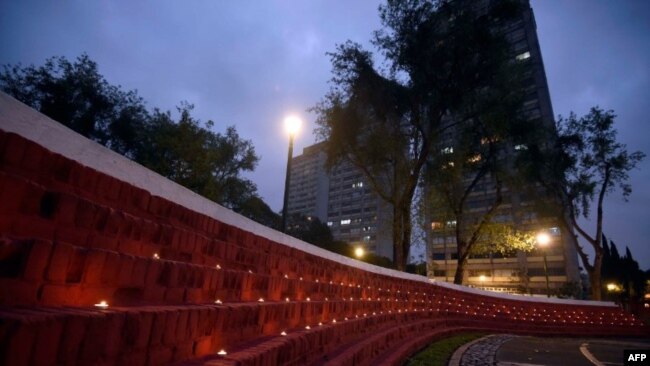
[0, 92, 647, 366]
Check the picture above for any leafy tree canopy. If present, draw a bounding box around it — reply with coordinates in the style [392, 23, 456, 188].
[1, 54, 149, 157]
[315, 0, 525, 271]
[1, 54, 269, 223]
[520, 107, 645, 300]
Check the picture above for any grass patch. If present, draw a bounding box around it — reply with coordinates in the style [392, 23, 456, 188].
[405, 332, 486, 366]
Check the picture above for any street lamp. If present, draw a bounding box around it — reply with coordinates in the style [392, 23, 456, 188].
[354, 246, 365, 259]
[281, 115, 301, 233]
[536, 232, 551, 297]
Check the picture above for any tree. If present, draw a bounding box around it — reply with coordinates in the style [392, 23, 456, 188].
[0, 54, 149, 157]
[315, 0, 524, 271]
[235, 196, 281, 230]
[286, 214, 333, 247]
[423, 77, 531, 283]
[1, 55, 274, 224]
[522, 107, 645, 300]
[136, 103, 259, 210]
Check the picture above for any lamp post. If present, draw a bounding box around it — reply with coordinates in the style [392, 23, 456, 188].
[536, 232, 551, 297]
[281, 116, 301, 233]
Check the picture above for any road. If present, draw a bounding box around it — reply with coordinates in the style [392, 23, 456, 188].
[496, 337, 650, 366]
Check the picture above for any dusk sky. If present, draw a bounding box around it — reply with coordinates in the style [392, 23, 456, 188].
[1, 1, 648, 268]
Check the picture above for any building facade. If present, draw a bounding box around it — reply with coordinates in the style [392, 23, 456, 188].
[286, 142, 330, 222]
[286, 143, 394, 259]
[425, 0, 581, 295]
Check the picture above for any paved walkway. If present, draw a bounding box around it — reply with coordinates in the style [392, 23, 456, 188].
[449, 334, 516, 366]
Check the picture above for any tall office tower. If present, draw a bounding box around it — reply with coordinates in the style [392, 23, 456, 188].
[325, 159, 393, 259]
[425, 0, 581, 294]
[286, 143, 394, 259]
[286, 142, 330, 223]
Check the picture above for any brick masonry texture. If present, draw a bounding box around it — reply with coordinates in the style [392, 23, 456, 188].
[0, 101, 648, 365]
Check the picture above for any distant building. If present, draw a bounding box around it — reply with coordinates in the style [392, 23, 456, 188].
[286, 143, 393, 259]
[425, 0, 581, 295]
[286, 142, 329, 222]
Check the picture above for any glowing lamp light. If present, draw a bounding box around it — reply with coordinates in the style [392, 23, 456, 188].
[284, 115, 302, 136]
[332, 319, 337, 323]
[215, 299, 222, 304]
[217, 350, 227, 356]
[305, 325, 311, 329]
[354, 247, 365, 258]
[216, 264, 221, 270]
[479, 275, 486, 282]
[318, 322, 323, 326]
[153, 253, 160, 260]
[258, 298, 265, 302]
[306, 297, 311, 302]
[536, 232, 551, 246]
[95, 300, 109, 309]
[285, 297, 290, 302]
[280, 331, 287, 336]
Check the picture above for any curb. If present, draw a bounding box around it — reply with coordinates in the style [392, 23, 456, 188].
[448, 335, 499, 366]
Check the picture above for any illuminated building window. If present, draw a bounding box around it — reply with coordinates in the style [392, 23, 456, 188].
[516, 51, 531, 61]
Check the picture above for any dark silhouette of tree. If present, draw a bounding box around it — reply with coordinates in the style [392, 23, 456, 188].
[315, 0, 524, 272]
[0, 54, 149, 157]
[1, 55, 274, 224]
[136, 103, 259, 210]
[286, 214, 333, 247]
[522, 107, 645, 300]
[235, 196, 281, 230]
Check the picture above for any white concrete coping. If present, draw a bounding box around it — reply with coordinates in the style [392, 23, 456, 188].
[0, 92, 616, 308]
